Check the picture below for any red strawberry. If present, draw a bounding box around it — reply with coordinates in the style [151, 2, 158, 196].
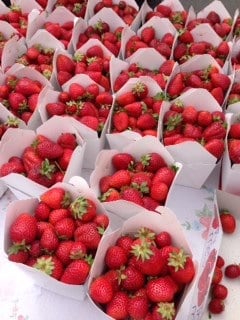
[60, 259, 90, 284]
[182, 106, 198, 124]
[156, 231, 172, 248]
[210, 73, 230, 91]
[228, 123, 240, 139]
[56, 54, 75, 73]
[167, 73, 185, 98]
[40, 228, 59, 253]
[55, 240, 74, 265]
[90, 276, 114, 304]
[142, 196, 159, 211]
[10, 213, 37, 245]
[202, 122, 226, 141]
[137, 113, 157, 130]
[141, 153, 166, 173]
[208, 299, 225, 314]
[54, 217, 75, 240]
[100, 188, 121, 202]
[150, 182, 169, 203]
[127, 295, 149, 319]
[57, 133, 77, 150]
[212, 267, 223, 285]
[34, 255, 64, 280]
[106, 291, 129, 319]
[70, 197, 97, 222]
[40, 187, 71, 209]
[112, 153, 135, 170]
[116, 91, 136, 106]
[93, 214, 109, 229]
[212, 284, 228, 300]
[152, 302, 176, 320]
[216, 255, 225, 268]
[204, 139, 225, 159]
[74, 223, 101, 250]
[220, 210, 236, 233]
[79, 116, 99, 131]
[8, 243, 29, 263]
[228, 139, 240, 163]
[121, 187, 144, 206]
[146, 276, 178, 302]
[0, 160, 25, 177]
[15, 77, 42, 96]
[112, 111, 129, 132]
[224, 264, 240, 278]
[36, 140, 64, 159]
[141, 26, 155, 44]
[105, 245, 128, 269]
[211, 87, 224, 105]
[121, 266, 145, 291]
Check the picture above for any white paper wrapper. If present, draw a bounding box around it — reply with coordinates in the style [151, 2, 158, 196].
[221, 112, 240, 195]
[88, 206, 198, 320]
[106, 76, 163, 149]
[160, 88, 226, 189]
[229, 37, 240, 76]
[3, 180, 110, 300]
[0, 116, 86, 197]
[226, 71, 240, 113]
[90, 135, 182, 208]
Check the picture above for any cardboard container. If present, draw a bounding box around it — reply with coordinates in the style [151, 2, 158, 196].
[90, 135, 182, 208]
[3, 181, 111, 300]
[38, 74, 110, 170]
[85, 0, 142, 32]
[106, 76, 163, 149]
[0, 116, 86, 197]
[160, 88, 226, 189]
[221, 112, 240, 195]
[71, 8, 126, 54]
[120, 16, 177, 60]
[87, 206, 198, 319]
[0, 63, 52, 130]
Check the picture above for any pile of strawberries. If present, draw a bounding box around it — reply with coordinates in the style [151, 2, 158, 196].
[44, 21, 74, 49]
[113, 60, 175, 92]
[90, 227, 195, 319]
[76, 21, 123, 56]
[227, 119, 240, 164]
[162, 102, 227, 160]
[0, 75, 43, 124]
[208, 209, 237, 315]
[93, 0, 138, 25]
[110, 81, 162, 137]
[16, 45, 54, 79]
[7, 187, 109, 284]
[56, 48, 111, 90]
[167, 66, 231, 105]
[53, 0, 87, 18]
[125, 27, 175, 59]
[227, 81, 240, 105]
[0, 132, 78, 187]
[0, 5, 28, 37]
[45, 82, 113, 134]
[99, 151, 177, 210]
[231, 49, 240, 71]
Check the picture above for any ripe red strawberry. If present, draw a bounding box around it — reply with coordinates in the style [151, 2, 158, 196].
[204, 139, 225, 159]
[49, 209, 71, 225]
[56, 54, 75, 73]
[142, 196, 159, 211]
[210, 73, 230, 91]
[105, 245, 128, 269]
[74, 222, 101, 250]
[211, 87, 224, 105]
[112, 153, 135, 170]
[112, 111, 129, 132]
[0, 160, 25, 177]
[202, 122, 226, 142]
[40, 228, 59, 253]
[70, 197, 97, 222]
[36, 140, 64, 159]
[121, 266, 145, 291]
[146, 276, 178, 302]
[55, 240, 74, 265]
[212, 267, 223, 285]
[152, 302, 176, 320]
[197, 111, 213, 127]
[228, 139, 240, 164]
[168, 249, 195, 284]
[116, 235, 134, 254]
[100, 188, 121, 202]
[116, 91, 136, 106]
[178, 28, 194, 43]
[93, 214, 109, 229]
[182, 106, 198, 124]
[137, 113, 157, 130]
[121, 187, 144, 207]
[152, 166, 176, 187]
[8, 243, 29, 263]
[141, 153, 166, 173]
[109, 170, 132, 190]
[220, 210, 236, 233]
[208, 298, 225, 314]
[15, 77, 42, 96]
[127, 295, 149, 319]
[156, 231, 172, 248]
[131, 172, 152, 193]
[40, 187, 72, 209]
[34, 202, 51, 221]
[124, 101, 143, 117]
[54, 217, 76, 240]
[141, 26, 155, 44]
[150, 182, 169, 202]
[60, 259, 90, 284]
[34, 255, 64, 280]
[106, 291, 129, 319]
[228, 123, 240, 139]
[90, 276, 114, 304]
[216, 255, 225, 268]
[167, 73, 185, 98]
[225, 264, 240, 278]
[212, 284, 228, 300]
[10, 213, 38, 245]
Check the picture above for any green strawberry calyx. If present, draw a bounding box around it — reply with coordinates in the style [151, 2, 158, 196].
[8, 240, 29, 254]
[70, 196, 90, 220]
[34, 256, 54, 276]
[168, 248, 189, 271]
[165, 114, 183, 131]
[156, 302, 176, 320]
[40, 159, 56, 179]
[135, 227, 156, 241]
[131, 239, 153, 261]
[132, 81, 147, 96]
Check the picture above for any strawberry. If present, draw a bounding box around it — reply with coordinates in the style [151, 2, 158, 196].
[202, 122, 226, 141]
[74, 222, 101, 250]
[100, 188, 121, 202]
[124, 101, 143, 117]
[79, 116, 99, 131]
[212, 284, 228, 300]
[55, 241, 74, 265]
[152, 302, 176, 320]
[56, 54, 75, 73]
[90, 276, 114, 304]
[60, 259, 91, 284]
[216, 255, 225, 268]
[36, 140, 64, 159]
[178, 28, 193, 44]
[212, 267, 223, 285]
[121, 265, 145, 291]
[112, 153, 135, 170]
[121, 187, 144, 207]
[220, 210, 236, 233]
[69, 83, 85, 100]
[224, 264, 240, 278]
[228, 139, 240, 163]
[137, 113, 157, 130]
[40, 228, 59, 253]
[70, 197, 97, 222]
[34, 202, 51, 221]
[40, 187, 72, 209]
[127, 295, 149, 319]
[0, 160, 25, 177]
[46, 102, 66, 116]
[34, 255, 64, 280]
[15, 77, 42, 96]
[141, 26, 155, 44]
[8, 92, 27, 111]
[150, 182, 169, 203]
[141, 153, 166, 173]
[105, 245, 128, 269]
[57, 133, 77, 150]
[197, 111, 213, 127]
[156, 231, 172, 248]
[204, 139, 225, 159]
[168, 249, 195, 284]
[146, 276, 178, 302]
[8, 243, 29, 263]
[116, 91, 136, 106]
[210, 73, 230, 92]
[182, 106, 198, 124]
[93, 214, 109, 229]
[112, 111, 129, 132]
[228, 123, 240, 139]
[131, 172, 152, 193]
[10, 213, 37, 245]
[211, 87, 224, 105]
[208, 298, 225, 314]
[152, 167, 176, 187]
[106, 291, 129, 319]
[54, 217, 75, 240]
[167, 73, 185, 98]
[142, 196, 159, 211]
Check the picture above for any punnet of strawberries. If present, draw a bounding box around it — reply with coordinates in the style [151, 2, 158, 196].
[0, 131, 79, 187]
[227, 80, 240, 107]
[44, 20, 74, 50]
[89, 224, 195, 319]
[0, 116, 20, 140]
[53, 0, 88, 18]
[0, 5, 28, 37]
[6, 185, 109, 285]
[227, 115, 240, 165]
